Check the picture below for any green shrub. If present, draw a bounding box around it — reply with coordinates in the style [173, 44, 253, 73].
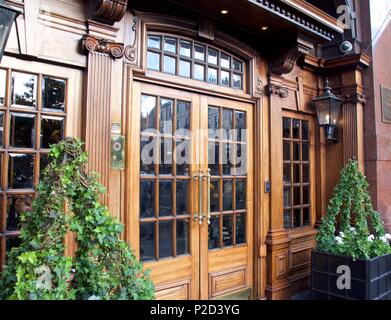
[0, 138, 155, 300]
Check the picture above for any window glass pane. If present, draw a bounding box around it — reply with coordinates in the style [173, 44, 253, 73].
[302, 121, 309, 140]
[6, 237, 21, 253]
[11, 72, 37, 108]
[148, 36, 161, 49]
[236, 179, 246, 210]
[283, 141, 291, 161]
[208, 48, 218, 65]
[293, 142, 300, 161]
[194, 44, 205, 61]
[177, 101, 190, 132]
[176, 180, 189, 215]
[164, 55, 176, 74]
[293, 163, 300, 183]
[233, 73, 242, 89]
[222, 214, 233, 246]
[8, 153, 34, 189]
[303, 164, 310, 183]
[221, 53, 230, 69]
[210, 179, 219, 212]
[41, 116, 64, 149]
[7, 195, 32, 231]
[233, 59, 242, 72]
[284, 209, 292, 229]
[140, 137, 155, 175]
[283, 163, 291, 184]
[302, 142, 310, 161]
[180, 40, 191, 57]
[194, 64, 205, 81]
[140, 180, 155, 218]
[160, 139, 172, 175]
[159, 220, 173, 258]
[236, 213, 246, 244]
[176, 140, 189, 176]
[0, 69, 6, 105]
[42, 77, 66, 111]
[159, 181, 172, 216]
[179, 60, 191, 78]
[140, 222, 155, 261]
[293, 186, 300, 206]
[223, 179, 233, 211]
[10, 113, 35, 148]
[0, 111, 4, 147]
[208, 142, 219, 176]
[284, 186, 291, 207]
[207, 67, 217, 84]
[40, 153, 49, 178]
[164, 37, 177, 54]
[293, 209, 301, 228]
[303, 186, 310, 205]
[141, 95, 156, 131]
[283, 118, 291, 138]
[208, 215, 220, 249]
[303, 207, 310, 226]
[147, 51, 160, 71]
[220, 70, 230, 86]
[176, 219, 189, 255]
[160, 98, 173, 134]
[292, 119, 300, 139]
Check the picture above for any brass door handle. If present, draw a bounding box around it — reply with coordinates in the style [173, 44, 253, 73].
[193, 170, 203, 226]
[205, 169, 211, 225]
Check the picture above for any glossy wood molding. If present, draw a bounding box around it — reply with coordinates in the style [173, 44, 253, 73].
[82, 35, 125, 59]
[90, 0, 128, 25]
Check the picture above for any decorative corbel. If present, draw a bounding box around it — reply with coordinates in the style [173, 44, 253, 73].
[82, 35, 125, 59]
[264, 84, 289, 98]
[90, 0, 128, 25]
[345, 93, 367, 105]
[270, 36, 313, 75]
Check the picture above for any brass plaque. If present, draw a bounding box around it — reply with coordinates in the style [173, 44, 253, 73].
[381, 85, 391, 123]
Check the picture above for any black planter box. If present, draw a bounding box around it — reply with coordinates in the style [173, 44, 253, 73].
[311, 250, 391, 300]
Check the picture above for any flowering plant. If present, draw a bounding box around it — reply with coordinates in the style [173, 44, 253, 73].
[316, 160, 391, 260]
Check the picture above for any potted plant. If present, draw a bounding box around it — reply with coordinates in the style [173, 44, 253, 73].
[312, 160, 391, 300]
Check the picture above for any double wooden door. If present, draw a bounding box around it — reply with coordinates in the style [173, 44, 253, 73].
[128, 82, 253, 300]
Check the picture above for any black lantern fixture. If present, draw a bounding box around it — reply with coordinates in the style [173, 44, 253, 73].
[0, 0, 20, 62]
[312, 79, 343, 142]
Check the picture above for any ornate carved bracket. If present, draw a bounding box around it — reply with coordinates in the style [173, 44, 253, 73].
[90, 0, 128, 25]
[345, 93, 367, 105]
[264, 84, 289, 98]
[270, 41, 313, 75]
[82, 35, 125, 59]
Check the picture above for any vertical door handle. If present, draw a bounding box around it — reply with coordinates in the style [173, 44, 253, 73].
[205, 169, 211, 225]
[193, 170, 203, 226]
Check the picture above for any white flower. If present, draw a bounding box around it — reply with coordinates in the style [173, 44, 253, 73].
[88, 295, 101, 300]
[380, 236, 388, 244]
[368, 234, 375, 242]
[385, 233, 391, 241]
[339, 231, 345, 238]
[349, 226, 357, 234]
[335, 236, 344, 245]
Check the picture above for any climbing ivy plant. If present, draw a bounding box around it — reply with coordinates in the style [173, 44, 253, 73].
[0, 138, 155, 300]
[316, 159, 391, 260]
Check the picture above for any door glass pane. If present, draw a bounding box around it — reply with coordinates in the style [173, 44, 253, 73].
[292, 119, 300, 139]
[236, 213, 246, 244]
[283, 141, 291, 161]
[208, 215, 220, 249]
[176, 140, 189, 176]
[10, 113, 35, 148]
[42, 77, 66, 111]
[303, 164, 310, 183]
[283, 163, 291, 184]
[284, 187, 291, 207]
[222, 214, 233, 247]
[293, 209, 301, 228]
[140, 222, 155, 261]
[179, 60, 191, 78]
[140, 180, 155, 218]
[176, 219, 189, 255]
[222, 109, 233, 139]
[147, 51, 160, 71]
[0, 111, 4, 147]
[160, 98, 173, 134]
[223, 179, 233, 211]
[303, 207, 310, 226]
[8, 153, 34, 189]
[284, 209, 292, 229]
[159, 221, 173, 258]
[180, 40, 191, 58]
[11, 72, 37, 108]
[140, 138, 155, 175]
[159, 181, 172, 216]
[164, 37, 177, 53]
[194, 64, 205, 81]
[302, 142, 310, 161]
[293, 186, 300, 206]
[293, 163, 300, 183]
[302, 121, 309, 140]
[236, 144, 247, 176]
[7, 195, 32, 231]
[236, 179, 246, 210]
[235, 111, 246, 142]
[208, 142, 219, 176]
[222, 143, 233, 176]
[303, 185, 310, 205]
[160, 139, 172, 175]
[176, 180, 189, 215]
[283, 117, 291, 138]
[41, 116, 64, 149]
[176, 101, 190, 133]
[293, 142, 300, 161]
[208, 107, 219, 137]
[0, 69, 6, 105]
[210, 179, 219, 212]
[164, 55, 176, 74]
[141, 95, 157, 131]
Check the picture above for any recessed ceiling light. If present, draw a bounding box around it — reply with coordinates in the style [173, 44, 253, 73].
[261, 26, 269, 31]
[220, 9, 229, 15]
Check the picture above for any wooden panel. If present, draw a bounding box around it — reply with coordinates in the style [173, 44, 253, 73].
[276, 253, 287, 279]
[155, 279, 190, 300]
[209, 266, 247, 298]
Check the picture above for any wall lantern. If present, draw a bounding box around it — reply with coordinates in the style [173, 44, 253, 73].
[312, 79, 343, 142]
[0, 0, 21, 62]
